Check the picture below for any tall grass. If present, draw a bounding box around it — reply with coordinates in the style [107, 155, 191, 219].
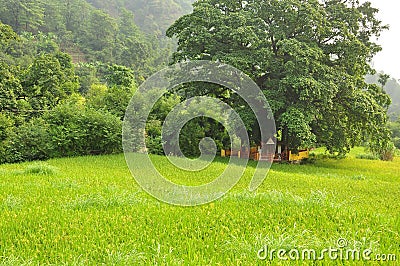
[0, 151, 399, 265]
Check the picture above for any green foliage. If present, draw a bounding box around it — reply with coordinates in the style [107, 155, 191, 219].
[178, 119, 207, 157]
[79, 9, 117, 61]
[4, 117, 53, 163]
[43, 103, 122, 158]
[87, 0, 195, 35]
[366, 73, 400, 120]
[0, 64, 21, 113]
[167, 0, 391, 158]
[1, 13, 147, 164]
[0, 113, 13, 142]
[389, 118, 400, 149]
[0, 102, 122, 163]
[143, 94, 181, 155]
[378, 73, 391, 88]
[0, 0, 170, 78]
[0, 21, 19, 47]
[84, 64, 137, 120]
[0, 0, 45, 33]
[102, 64, 136, 88]
[280, 107, 316, 151]
[21, 52, 79, 112]
[145, 135, 164, 155]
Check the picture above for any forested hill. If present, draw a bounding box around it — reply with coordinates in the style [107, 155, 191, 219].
[366, 74, 400, 120]
[86, 0, 195, 36]
[0, 0, 195, 81]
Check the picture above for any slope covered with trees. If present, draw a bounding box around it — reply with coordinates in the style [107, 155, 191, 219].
[86, 0, 195, 36]
[0, 0, 172, 80]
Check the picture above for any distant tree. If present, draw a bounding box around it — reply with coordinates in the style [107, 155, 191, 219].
[86, 64, 137, 119]
[40, 1, 66, 36]
[378, 73, 390, 88]
[0, 0, 44, 33]
[0, 22, 19, 47]
[80, 9, 117, 61]
[366, 73, 400, 121]
[114, 9, 152, 72]
[21, 53, 79, 112]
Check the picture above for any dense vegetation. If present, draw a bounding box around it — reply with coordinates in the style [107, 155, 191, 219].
[0, 0, 199, 163]
[0, 0, 173, 78]
[0, 21, 135, 163]
[167, 0, 395, 160]
[365, 73, 400, 149]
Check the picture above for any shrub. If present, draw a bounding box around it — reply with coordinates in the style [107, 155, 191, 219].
[146, 135, 164, 155]
[0, 104, 122, 164]
[44, 104, 122, 157]
[5, 118, 53, 163]
[0, 113, 13, 141]
[86, 83, 135, 120]
[0, 114, 14, 164]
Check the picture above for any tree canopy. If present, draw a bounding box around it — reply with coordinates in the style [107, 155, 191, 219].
[167, 0, 392, 156]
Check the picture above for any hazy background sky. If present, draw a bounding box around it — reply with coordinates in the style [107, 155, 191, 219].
[364, 0, 400, 80]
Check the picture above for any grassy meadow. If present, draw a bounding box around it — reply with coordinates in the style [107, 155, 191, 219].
[0, 148, 399, 265]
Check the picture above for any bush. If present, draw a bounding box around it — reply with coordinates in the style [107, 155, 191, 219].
[0, 113, 13, 141]
[146, 135, 164, 155]
[44, 104, 122, 157]
[0, 114, 14, 164]
[5, 118, 53, 163]
[0, 104, 122, 164]
[86, 83, 135, 120]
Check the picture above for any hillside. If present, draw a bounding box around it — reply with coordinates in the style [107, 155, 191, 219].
[0, 0, 190, 78]
[86, 0, 195, 36]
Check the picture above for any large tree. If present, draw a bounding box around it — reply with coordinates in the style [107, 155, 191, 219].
[167, 0, 392, 156]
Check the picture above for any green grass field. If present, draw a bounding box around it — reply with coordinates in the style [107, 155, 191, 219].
[0, 148, 399, 265]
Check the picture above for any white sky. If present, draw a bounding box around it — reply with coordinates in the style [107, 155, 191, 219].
[364, 0, 400, 79]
